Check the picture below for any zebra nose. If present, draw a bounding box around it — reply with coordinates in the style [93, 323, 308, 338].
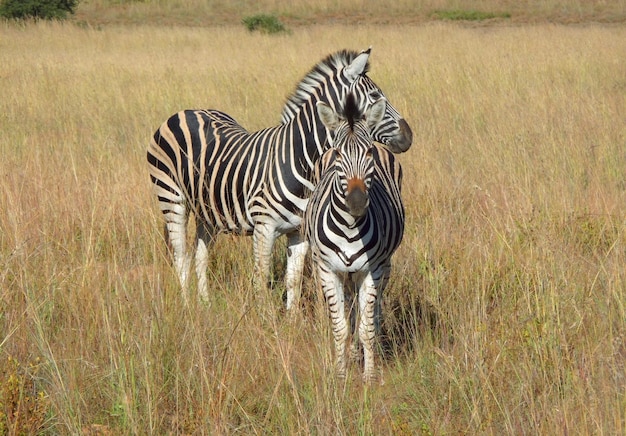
[346, 179, 369, 218]
[395, 119, 413, 152]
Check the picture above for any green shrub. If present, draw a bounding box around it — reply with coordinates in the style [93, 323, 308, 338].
[0, 0, 78, 20]
[242, 14, 287, 34]
[432, 9, 511, 21]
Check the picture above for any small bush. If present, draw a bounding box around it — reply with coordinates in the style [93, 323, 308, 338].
[242, 14, 287, 34]
[432, 9, 511, 21]
[0, 0, 78, 20]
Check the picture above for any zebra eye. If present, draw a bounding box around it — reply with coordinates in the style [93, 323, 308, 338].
[369, 91, 382, 100]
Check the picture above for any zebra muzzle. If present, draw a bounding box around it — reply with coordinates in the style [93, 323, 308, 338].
[394, 119, 413, 153]
[345, 178, 369, 218]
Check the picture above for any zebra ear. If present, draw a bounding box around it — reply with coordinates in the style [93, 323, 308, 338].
[366, 97, 387, 129]
[344, 47, 371, 82]
[316, 101, 340, 131]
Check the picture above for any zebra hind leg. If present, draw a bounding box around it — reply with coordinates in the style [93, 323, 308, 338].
[194, 218, 216, 304]
[374, 266, 391, 344]
[164, 202, 192, 304]
[347, 281, 362, 362]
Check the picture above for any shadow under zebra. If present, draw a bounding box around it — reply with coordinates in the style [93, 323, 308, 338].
[278, 262, 454, 363]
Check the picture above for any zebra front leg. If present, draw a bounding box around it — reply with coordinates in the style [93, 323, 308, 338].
[284, 232, 308, 310]
[358, 272, 381, 384]
[318, 266, 349, 378]
[194, 218, 216, 303]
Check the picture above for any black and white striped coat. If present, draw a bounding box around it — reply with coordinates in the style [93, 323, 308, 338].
[305, 94, 404, 383]
[147, 48, 412, 306]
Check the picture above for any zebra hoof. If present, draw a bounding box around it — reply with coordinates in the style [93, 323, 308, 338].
[199, 294, 210, 307]
[349, 344, 361, 362]
[362, 370, 384, 386]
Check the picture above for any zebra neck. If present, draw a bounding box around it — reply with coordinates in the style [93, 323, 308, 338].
[285, 96, 329, 159]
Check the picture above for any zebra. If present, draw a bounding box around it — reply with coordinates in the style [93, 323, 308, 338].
[304, 92, 405, 383]
[147, 48, 412, 307]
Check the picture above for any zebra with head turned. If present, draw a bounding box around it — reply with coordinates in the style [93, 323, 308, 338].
[305, 92, 405, 384]
[147, 48, 412, 306]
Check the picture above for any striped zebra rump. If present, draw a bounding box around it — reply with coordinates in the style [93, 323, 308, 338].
[148, 109, 268, 234]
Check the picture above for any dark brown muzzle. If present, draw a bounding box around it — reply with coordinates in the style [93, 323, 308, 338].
[345, 178, 369, 218]
[393, 118, 413, 153]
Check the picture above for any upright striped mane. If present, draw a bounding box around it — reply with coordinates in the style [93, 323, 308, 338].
[280, 50, 370, 124]
[343, 93, 361, 131]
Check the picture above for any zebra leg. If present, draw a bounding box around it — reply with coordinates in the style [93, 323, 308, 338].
[252, 223, 279, 292]
[165, 202, 192, 304]
[357, 272, 381, 384]
[374, 265, 391, 339]
[347, 281, 361, 362]
[284, 232, 308, 310]
[319, 266, 349, 378]
[194, 218, 216, 303]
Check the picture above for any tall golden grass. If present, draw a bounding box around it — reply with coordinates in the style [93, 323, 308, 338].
[1, 19, 625, 434]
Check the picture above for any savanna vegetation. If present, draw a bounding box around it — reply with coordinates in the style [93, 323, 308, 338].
[1, 1, 625, 434]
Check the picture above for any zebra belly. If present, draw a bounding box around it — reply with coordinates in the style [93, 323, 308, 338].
[249, 189, 309, 234]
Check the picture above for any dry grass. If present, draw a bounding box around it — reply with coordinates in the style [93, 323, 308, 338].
[1, 18, 625, 434]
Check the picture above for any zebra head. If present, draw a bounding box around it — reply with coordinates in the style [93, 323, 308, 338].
[281, 47, 412, 154]
[341, 47, 412, 154]
[316, 93, 386, 218]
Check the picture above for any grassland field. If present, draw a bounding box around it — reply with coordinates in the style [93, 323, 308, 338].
[1, 1, 626, 434]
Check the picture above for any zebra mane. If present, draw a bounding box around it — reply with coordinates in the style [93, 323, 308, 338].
[343, 93, 361, 131]
[280, 49, 370, 124]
